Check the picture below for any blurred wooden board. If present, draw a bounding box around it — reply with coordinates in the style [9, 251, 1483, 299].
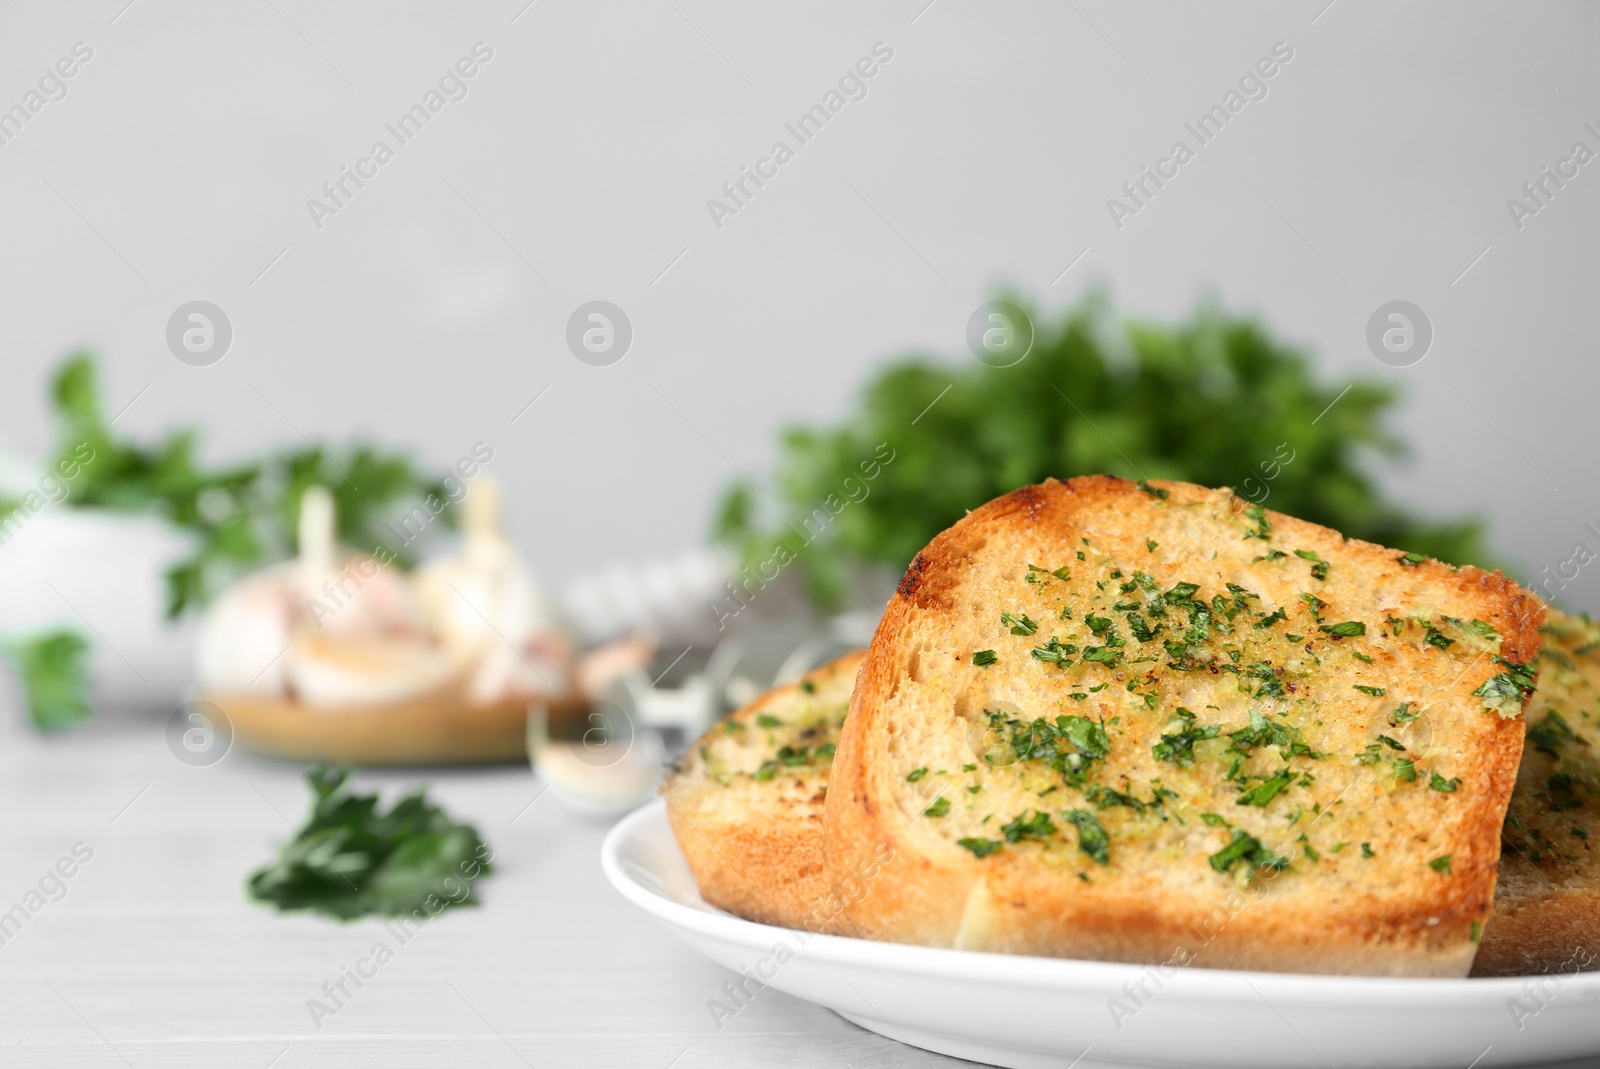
[202, 690, 578, 765]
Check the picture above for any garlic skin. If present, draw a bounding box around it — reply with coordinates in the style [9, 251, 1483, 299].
[413, 476, 575, 705]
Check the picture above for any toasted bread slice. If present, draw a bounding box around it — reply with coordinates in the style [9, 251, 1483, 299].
[662, 651, 865, 930]
[1474, 609, 1600, 976]
[827, 476, 1544, 976]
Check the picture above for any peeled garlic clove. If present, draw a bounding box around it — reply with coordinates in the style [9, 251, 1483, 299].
[285, 631, 455, 707]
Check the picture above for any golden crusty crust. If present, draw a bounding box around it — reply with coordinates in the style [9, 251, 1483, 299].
[1474, 609, 1600, 976]
[662, 651, 865, 931]
[827, 476, 1544, 976]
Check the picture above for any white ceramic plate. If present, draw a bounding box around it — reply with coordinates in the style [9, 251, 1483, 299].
[603, 800, 1600, 1069]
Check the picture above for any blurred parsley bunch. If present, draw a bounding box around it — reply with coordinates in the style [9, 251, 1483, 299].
[714, 295, 1489, 609]
[0, 353, 455, 618]
[247, 764, 493, 921]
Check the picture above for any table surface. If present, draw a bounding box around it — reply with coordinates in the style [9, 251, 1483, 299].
[7, 708, 1600, 1069]
[0, 704, 978, 1069]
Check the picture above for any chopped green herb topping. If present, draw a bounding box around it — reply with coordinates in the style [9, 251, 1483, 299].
[1136, 480, 1169, 500]
[1428, 854, 1452, 874]
[972, 649, 998, 667]
[907, 767, 928, 782]
[1243, 504, 1272, 541]
[1209, 828, 1287, 874]
[1528, 712, 1573, 757]
[1473, 659, 1536, 716]
[1031, 636, 1077, 666]
[1082, 645, 1121, 667]
[1293, 549, 1330, 581]
[1063, 808, 1111, 864]
[1001, 809, 1057, 844]
[958, 837, 1003, 859]
[757, 714, 783, 727]
[1236, 768, 1297, 807]
[1228, 710, 1322, 760]
[1149, 709, 1223, 769]
[1353, 684, 1386, 696]
[1001, 611, 1038, 636]
[1254, 607, 1288, 630]
[1320, 621, 1366, 638]
[924, 796, 950, 818]
[987, 710, 1110, 786]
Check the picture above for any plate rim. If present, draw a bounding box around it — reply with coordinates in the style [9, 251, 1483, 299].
[603, 797, 1600, 1004]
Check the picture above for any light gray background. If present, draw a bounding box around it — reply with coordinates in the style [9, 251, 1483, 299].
[1, 1, 1596, 608]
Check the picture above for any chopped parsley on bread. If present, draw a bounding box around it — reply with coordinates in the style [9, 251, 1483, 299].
[1474, 609, 1600, 976]
[827, 477, 1544, 975]
[661, 651, 864, 930]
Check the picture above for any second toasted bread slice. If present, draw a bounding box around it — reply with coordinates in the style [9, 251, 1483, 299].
[1474, 609, 1600, 976]
[662, 651, 865, 931]
[828, 476, 1544, 976]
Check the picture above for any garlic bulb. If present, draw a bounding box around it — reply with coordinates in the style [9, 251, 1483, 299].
[196, 485, 453, 706]
[283, 486, 453, 706]
[194, 561, 298, 696]
[413, 476, 574, 705]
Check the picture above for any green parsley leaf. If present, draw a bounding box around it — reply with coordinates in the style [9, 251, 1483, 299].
[1136, 480, 1169, 500]
[924, 796, 950, 818]
[1254, 607, 1288, 630]
[1001, 611, 1038, 636]
[972, 649, 998, 667]
[1063, 808, 1111, 864]
[1002, 809, 1057, 843]
[2, 629, 92, 732]
[756, 714, 783, 728]
[907, 767, 928, 782]
[1353, 684, 1386, 696]
[1429, 772, 1460, 792]
[1243, 504, 1272, 541]
[1152, 708, 1221, 767]
[1236, 768, 1297, 807]
[1320, 621, 1367, 638]
[957, 837, 1003, 859]
[1428, 854, 1452, 874]
[1031, 637, 1077, 665]
[1209, 828, 1286, 874]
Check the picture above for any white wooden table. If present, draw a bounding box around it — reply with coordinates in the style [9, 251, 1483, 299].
[0, 706, 972, 1068]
